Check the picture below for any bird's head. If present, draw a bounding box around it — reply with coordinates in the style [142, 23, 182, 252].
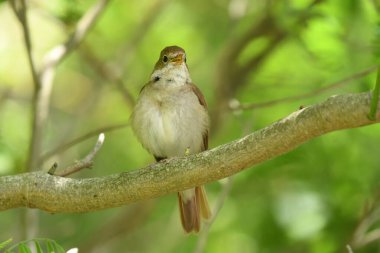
[150, 46, 190, 84]
[154, 46, 187, 71]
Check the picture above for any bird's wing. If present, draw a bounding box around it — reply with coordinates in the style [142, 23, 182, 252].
[189, 83, 209, 151]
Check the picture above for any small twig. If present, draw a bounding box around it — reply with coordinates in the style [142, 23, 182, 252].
[346, 193, 380, 251]
[40, 123, 128, 163]
[359, 228, 380, 247]
[237, 65, 378, 111]
[346, 245, 354, 253]
[368, 67, 380, 120]
[47, 162, 58, 175]
[193, 177, 233, 253]
[55, 133, 105, 177]
[352, 207, 380, 248]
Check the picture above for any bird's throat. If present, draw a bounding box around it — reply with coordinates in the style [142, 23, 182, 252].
[151, 64, 191, 87]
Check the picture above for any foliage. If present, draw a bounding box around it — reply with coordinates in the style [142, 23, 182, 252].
[0, 0, 379, 252]
[0, 238, 12, 250]
[0, 238, 66, 253]
[368, 67, 380, 120]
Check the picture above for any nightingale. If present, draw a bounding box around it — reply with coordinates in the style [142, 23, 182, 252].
[131, 46, 211, 233]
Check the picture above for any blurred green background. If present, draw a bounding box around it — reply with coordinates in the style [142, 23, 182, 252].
[0, 0, 380, 252]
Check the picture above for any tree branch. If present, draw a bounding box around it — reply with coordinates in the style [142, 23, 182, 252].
[78, 45, 136, 108]
[236, 65, 378, 110]
[0, 92, 379, 213]
[79, 201, 155, 252]
[9, 0, 40, 91]
[194, 178, 233, 253]
[40, 123, 128, 163]
[42, 0, 111, 69]
[26, 0, 111, 171]
[211, 0, 324, 130]
[53, 133, 105, 177]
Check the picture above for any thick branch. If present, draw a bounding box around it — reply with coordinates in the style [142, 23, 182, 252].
[0, 92, 379, 213]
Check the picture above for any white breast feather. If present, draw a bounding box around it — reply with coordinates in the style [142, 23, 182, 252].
[132, 63, 208, 158]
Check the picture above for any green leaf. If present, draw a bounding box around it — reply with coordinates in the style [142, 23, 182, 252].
[17, 243, 32, 253]
[368, 67, 380, 120]
[52, 241, 66, 253]
[34, 241, 43, 253]
[0, 238, 13, 250]
[46, 241, 55, 253]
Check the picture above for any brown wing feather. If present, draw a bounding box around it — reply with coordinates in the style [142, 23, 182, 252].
[178, 192, 200, 233]
[195, 186, 212, 220]
[189, 83, 209, 151]
[189, 83, 208, 108]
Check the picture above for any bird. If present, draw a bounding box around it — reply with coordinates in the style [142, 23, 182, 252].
[131, 46, 211, 233]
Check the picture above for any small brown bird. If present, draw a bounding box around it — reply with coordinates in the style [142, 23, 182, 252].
[131, 46, 211, 233]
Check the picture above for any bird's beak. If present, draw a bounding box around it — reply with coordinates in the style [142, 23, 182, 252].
[170, 53, 184, 64]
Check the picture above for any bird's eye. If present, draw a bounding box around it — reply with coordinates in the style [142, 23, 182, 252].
[162, 55, 168, 63]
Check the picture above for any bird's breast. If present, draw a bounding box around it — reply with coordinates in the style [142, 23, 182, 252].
[131, 86, 208, 158]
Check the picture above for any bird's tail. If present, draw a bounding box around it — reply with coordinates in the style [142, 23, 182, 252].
[178, 186, 211, 233]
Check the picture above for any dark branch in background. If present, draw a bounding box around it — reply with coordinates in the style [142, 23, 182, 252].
[234, 65, 379, 111]
[0, 92, 379, 213]
[8, 0, 40, 91]
[345, 192, 380, 252]
[77, 0, 169, 110]
[9, 0, 41, 172]
[8, 0, 111, 241]
[194, 127, 251, 251]
[0, 88, 11, 107]
[40, 123, 129, 163]
[24, 0, 110, 171]
[75, 0, 168, 110]
[194, 178, 233, 253]
[211, 0, 325, 130]
[79, 201, 155, 252]
[78, 45, 136, 108]
[8, 0, 51, 241]
[213, 14, 284, 122]
[42, 0, 111, 69]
